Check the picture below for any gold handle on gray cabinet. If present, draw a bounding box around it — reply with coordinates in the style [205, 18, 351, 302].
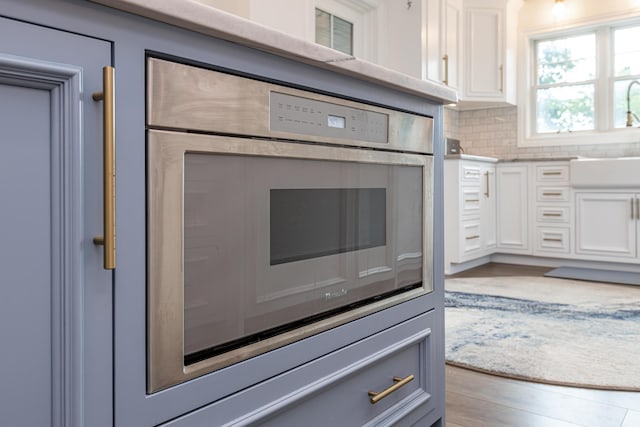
[442, 54, 449, 85]
[485, 171, 490, 197]
[543, 192, 562, 197]
[92, 66, 116, 270]
[499, 65, 504, 93]
[633, 198, 636, 221]
[543, 171, 562, 176]
[543, 212, 562, 217]
[368, 375, 414, 404]
[543, 238, 563, 242]
[636, 198, 639, 220]
[466, 235, 480, 240]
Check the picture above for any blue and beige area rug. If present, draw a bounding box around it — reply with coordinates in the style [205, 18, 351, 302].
[445, 276, 640, 391]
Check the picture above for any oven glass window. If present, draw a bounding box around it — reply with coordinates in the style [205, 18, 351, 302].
[270, 188, 386, 265]
[182, 153, 423, 364]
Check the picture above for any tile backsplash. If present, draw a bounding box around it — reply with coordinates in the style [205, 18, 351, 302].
[445, 106, 640, 160]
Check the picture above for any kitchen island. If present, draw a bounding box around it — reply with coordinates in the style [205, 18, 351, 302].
[0, 1, 454, 425]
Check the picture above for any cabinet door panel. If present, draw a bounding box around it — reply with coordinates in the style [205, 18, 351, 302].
[0, 17, 112, 426]
[575, 193, 636, 259]
[465, 7, 502, 97]
[496, 165, 530, 253]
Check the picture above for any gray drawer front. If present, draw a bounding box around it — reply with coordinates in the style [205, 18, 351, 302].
[161, 311, 436, 426]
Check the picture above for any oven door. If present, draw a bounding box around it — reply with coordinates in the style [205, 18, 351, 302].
[147, 129, 433, 392]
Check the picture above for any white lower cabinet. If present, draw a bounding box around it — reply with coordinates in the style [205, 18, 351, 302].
[575, 192, 640, 261]
[445, 157, 497, 273]
[532, 163, 572, 257]
[496, 163, 530, 254]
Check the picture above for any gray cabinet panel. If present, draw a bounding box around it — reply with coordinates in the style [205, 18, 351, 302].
[0, 80, 53, 427]
[0, 16, 112, 427]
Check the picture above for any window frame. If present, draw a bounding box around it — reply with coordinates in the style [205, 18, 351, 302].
[518, 15, 640, 148]
[315, 7, 355, 55]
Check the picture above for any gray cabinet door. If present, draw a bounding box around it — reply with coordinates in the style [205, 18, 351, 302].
[0, 17, 112, 427]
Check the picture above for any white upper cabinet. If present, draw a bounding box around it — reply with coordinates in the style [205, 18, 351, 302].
[427, 0, 462, 91]
[460, 0, 520, 104]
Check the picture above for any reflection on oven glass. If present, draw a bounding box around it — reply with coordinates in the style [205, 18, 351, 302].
[181, 153, 423, 365]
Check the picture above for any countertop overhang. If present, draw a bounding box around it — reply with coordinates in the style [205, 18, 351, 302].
[89, 0, 458, 105]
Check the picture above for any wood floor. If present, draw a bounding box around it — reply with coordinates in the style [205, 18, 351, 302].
[444, 263, 640, 427]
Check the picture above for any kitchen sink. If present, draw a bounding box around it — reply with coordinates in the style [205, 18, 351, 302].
[570, 157, 640, 187]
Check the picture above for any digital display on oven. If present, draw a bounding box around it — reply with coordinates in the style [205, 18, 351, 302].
[327, 115, 346, 129]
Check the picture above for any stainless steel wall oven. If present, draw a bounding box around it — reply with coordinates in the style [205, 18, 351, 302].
[146, 58, 434, 392]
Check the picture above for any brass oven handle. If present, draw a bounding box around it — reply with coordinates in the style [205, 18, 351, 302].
[92, 66, 116, 270]
[368, 375, 414, 404]
[442, 54, 449, 85]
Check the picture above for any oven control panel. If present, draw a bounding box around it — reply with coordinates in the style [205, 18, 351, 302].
[270, 92, 388, 144]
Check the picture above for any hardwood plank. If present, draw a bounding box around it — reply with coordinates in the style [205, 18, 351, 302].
[446, 366, 628, 427]
[622, 410, 640, 427]
[446, 262, 551, 279]
[522, 380, 640, 412]
[446, 390, 581, 427]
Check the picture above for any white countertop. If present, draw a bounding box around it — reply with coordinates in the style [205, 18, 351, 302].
[444, 154, 499, 163]
[90, 0, 457, 104]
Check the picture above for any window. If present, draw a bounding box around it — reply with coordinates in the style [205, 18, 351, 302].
[315, 8, 354, 55]
[534, 33, 596, 133]
[525, 19, 640, 145]
[613, 26, 640, 128]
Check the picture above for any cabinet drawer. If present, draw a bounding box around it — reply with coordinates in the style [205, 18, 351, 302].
[536, 164, 569, 183]
[537, 186, 570, 202]
[461, 221, 482, 254]
[161, 312, 436, 426]
[460, 164, 483, 183]
[461, 188, 481, 216]
[536, 206, 570, 223]
[535, 228, 570, 254]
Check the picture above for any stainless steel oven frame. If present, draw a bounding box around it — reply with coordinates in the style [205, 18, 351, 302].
[147, 129, 433, 392]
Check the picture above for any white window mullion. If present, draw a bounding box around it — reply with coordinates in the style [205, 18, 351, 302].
[597, 27, 611, 131]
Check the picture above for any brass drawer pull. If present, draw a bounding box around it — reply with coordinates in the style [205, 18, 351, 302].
[543, 238, 563, 242]
[543, 192, 562, 196]
[466, 235, 480, 240]
[465, 199, 480, 203]
[543, 171, 562, 176]
[92, 66, 116, 270]
[485, 171, 490, 197]
[543, 213, 562, 217]
[368, 375, 414, 404]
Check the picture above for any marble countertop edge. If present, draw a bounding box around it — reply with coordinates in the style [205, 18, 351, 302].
[89, 0, 458, 104]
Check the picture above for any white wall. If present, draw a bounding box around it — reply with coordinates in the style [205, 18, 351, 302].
[195, 0, 250, 18]
[519, 0, 640, 31]
[192, 0, 426, 78]
[376, 0, 424, 78]
[249, 0, 313, 41]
